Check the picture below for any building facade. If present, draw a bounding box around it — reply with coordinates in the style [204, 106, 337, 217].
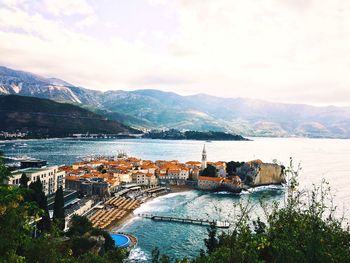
[8, 165, 65, 195]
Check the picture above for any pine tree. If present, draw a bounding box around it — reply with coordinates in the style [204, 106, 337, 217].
[53, 186, 65, 230]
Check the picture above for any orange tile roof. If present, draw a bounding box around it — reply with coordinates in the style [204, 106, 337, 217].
[198, 176, 223, 182]
[186, 161, 201, 165]
[141, 165, 157, 169]
[168, 169, 180, 173]
[65, 176, 80, 181]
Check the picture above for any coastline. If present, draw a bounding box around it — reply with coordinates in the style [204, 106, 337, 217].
[110, 185, 193, 232]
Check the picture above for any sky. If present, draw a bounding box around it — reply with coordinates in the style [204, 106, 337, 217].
[0, 0, 350, 106]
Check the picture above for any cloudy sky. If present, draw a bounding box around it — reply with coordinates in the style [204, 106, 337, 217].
[0, 0, 349, 106]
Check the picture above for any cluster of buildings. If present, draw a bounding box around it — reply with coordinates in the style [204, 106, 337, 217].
[4, 145, 234, 198]
[5, 145, 282, 199]
[62, 145, 243, 195]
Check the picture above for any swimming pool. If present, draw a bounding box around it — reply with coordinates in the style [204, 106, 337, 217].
[110, 233, 131, 248]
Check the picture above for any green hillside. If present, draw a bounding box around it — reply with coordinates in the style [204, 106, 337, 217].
[0, 95, 139, 138]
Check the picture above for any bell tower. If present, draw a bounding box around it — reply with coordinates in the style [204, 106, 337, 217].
[201, 144, 207, 171]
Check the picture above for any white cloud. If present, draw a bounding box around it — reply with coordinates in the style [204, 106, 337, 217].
[43, 0, 94, 16]
[75, 14, 98, 27]
[0, 0, 350, 106]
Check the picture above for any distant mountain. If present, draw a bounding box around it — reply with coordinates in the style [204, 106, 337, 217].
[0, 95, 139, 138]
[0, 66, 101, 106]
[1, 66, 350, 138]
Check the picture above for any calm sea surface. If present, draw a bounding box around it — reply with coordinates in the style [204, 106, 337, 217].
[1, 138, 349, 261]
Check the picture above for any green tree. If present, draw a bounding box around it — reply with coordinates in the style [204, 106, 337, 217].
[19, 173, 29, 188]
[67, 215, 93, 237]
[226, 161, 244, 176]
[0, 156, 40, 261]
[0, 185, 39, 260]
[204, 224, 219, 254]
[0, 151, 11, 184]
[201, 164, 216, 177]
[29, 179, 51, 232]
[53, 186, 65, 230]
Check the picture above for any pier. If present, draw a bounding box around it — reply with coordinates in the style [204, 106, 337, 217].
[138, 214, 230, 228]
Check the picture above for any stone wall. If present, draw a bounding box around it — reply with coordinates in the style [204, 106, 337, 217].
[236, 161, 285, 187]
[197, 179, 221, 190]
[253, 163, 285, 186]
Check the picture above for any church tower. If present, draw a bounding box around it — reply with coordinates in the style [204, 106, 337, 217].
[201, 144, 207, 171]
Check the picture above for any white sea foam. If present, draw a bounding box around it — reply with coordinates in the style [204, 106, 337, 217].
[249, 185, 285, 192]
[134, 191, 196, 214]
[126, 247, 148, 262]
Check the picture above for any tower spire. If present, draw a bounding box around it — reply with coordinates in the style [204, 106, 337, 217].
[201, 144, 207, 171]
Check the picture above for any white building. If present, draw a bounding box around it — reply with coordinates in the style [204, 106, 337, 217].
[117, 173, 133, 184]
[131, 172, 148, 185]
[7, 166, 65, 196]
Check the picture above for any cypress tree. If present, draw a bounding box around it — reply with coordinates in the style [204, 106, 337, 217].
[29, 179, 51, 232]
[204, 224, 219, 254]
[0, 151, 10, 184]
[19, 173, 29, 188]
[53, 186, 65, 230]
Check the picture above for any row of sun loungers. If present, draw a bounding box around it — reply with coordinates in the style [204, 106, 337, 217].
[90, 208, 127, 229]
[89, 197, 141, 229]
[105, 196, 141, 210]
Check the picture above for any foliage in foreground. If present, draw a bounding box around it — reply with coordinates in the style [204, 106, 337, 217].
[153, 159, 350, 263]
[0, 152, 127, 263]
[196, 161, 350, 263]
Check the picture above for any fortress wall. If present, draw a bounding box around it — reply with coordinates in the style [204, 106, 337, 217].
[253, 163, 284, 186]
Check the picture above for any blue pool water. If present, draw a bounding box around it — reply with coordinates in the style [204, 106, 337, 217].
[110, 233, 131, 248]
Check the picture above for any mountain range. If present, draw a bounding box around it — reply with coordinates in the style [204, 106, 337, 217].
[1, 66, 350, 138]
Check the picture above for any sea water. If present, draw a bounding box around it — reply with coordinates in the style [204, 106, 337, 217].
[1, 137, 350, 260]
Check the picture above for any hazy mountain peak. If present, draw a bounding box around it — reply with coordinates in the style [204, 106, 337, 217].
[47, 77, 74, 87]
